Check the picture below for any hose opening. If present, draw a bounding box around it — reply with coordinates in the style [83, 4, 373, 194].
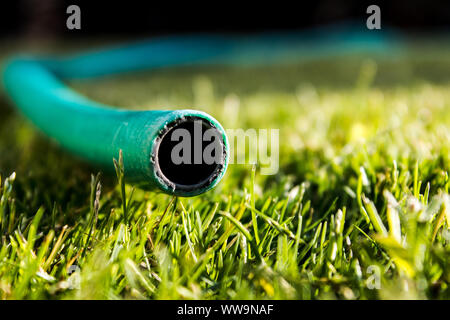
[154, 116, 226, 193]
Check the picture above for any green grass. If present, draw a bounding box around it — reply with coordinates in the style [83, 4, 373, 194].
[0, 40, 449, 299]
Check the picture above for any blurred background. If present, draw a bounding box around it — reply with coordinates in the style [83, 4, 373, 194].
[0, 0, 449, 39]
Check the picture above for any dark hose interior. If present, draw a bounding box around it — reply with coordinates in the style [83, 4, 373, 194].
[155, 117, 225, 191]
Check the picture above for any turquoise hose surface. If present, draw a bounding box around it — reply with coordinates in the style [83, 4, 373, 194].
[1, 24, 401, 196]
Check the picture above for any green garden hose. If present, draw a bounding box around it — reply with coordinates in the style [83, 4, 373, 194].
[1, 24, 399, 196]
[2, 58, 229, 197]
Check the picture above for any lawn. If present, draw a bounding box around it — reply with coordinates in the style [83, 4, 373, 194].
[0, 39, 449, 299]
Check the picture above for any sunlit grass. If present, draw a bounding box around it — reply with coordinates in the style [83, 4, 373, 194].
[0, 43, 449, 299]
